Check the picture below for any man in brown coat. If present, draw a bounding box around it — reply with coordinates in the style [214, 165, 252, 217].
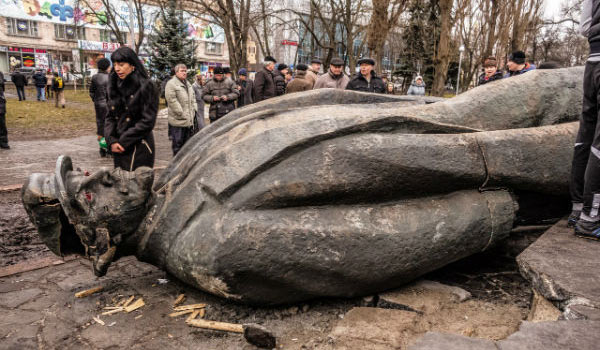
[313, 57, 350, 90]
[286, 64, 312, 94]
[253, 56, 277, 102]
[305, 58, 321, 88]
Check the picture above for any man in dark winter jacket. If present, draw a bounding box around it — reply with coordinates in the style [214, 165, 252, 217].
[236, 68, 254, 107]
[32, 69, 47, 101]
[505, 51, 536, 78]
[89, 58, 111, 157]
[203, 66, 239, 123]
[478, 56, 504, 86]
[569, 0, 600, 240]
[11, 69, 27, 101]
[346, 58, 386, 93]
[0, 71, 8, 149]
[273, 63, 288, 96]
[286, 64, 312, 93]
[253, 56, 277, 102]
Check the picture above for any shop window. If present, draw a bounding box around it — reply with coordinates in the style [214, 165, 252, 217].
[54, 24, 86, 40]
[205, 42, 223, 55]
[6, 18, 39, 37]
[99, 29, 127, 43]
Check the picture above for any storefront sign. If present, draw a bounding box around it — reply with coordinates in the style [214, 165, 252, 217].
[22, 52, 35, 67]
[2, 0, 225, 43]
[78, 40, 120, 52]
[36, 53, 49, 70]
[281, 40, 298, 46]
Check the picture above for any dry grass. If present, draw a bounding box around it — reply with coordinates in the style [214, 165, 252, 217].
[6, 96, 96, 140]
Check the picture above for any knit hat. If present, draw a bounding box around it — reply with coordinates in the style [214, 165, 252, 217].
[265, 56, 277, 63]
[330, 57, 344, 66]
[213, 66, 224, 74]
[223, 67, 231, 74]
[277, 63, 288, 71]
[238, 68, 247, 76]
[296, 63, 308, 71]
[508, 51, 526, 65]
[483, 56, 497, 68]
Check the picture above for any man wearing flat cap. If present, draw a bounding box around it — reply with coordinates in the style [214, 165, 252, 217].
[203, 66, 239, 123]
[505, 51, 536, 77]
[314, 57, 350, 89]
[306, 58, 322, 88]
[346, 57, 386, 93]
[254, 55, 277, 102]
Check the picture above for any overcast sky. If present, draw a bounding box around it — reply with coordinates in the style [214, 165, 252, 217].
[544, 1, 563, 19]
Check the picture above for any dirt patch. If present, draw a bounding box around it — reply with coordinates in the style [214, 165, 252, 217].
[0, 190, 51, 267]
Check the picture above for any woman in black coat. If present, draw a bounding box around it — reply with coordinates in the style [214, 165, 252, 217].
[104, 47, 158, 171]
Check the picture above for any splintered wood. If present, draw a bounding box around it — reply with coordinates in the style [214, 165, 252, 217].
[173, 294, 186, 307]
[186, 319, 244, 333]
[124, 298, 145, 312]
[98, 295, 145, 318]
[75, 286, 103, 298]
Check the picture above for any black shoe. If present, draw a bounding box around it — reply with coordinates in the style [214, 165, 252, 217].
[574, 219, 600, 241]
[567, 210, 581, 228]
[99, 148, 107, 158]
[0, 144, 9, 149]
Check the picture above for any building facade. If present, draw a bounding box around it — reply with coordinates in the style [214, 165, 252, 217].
[0, 0, 229, 78]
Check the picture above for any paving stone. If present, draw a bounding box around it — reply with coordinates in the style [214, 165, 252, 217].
[328, 307, 419, 350]
[0, 288, 43, 308]
[517, 220, 600, 316]
[408, 331, 497, 350]
[498, 321, 600, 350]
[378, 280, 471, 313]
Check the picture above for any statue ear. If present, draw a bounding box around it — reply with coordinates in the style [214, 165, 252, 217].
[134, 167, 154, 191]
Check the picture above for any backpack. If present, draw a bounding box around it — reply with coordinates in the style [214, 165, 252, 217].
[55, 77, 63, 89]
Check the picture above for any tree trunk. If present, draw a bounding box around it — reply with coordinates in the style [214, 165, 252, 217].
[431, 0, 453, 96]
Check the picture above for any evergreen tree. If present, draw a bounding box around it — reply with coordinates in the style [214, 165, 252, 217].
[148, 0, 196, 81]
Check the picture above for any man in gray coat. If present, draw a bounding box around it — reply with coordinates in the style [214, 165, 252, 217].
[165, 64, 197, 155]
[313, 57, 349, 89]
[203, 66, 239, 123]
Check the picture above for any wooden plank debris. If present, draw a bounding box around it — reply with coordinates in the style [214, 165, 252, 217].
[93, 316, 105, 326]
[101, 308, 124, 316]
[186, 319, 244, 333]
[173, 303, 207, 311]
[169, 309, 195, 318]
[75, 286, 103, 298]
[122, 296, 135, 307]
[186, 310, 200, 322]
[124, 298, 145, 312]
[173, 294, 185, 307]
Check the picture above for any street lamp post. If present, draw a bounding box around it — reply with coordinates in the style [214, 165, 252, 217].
[456, 44, 465, 95]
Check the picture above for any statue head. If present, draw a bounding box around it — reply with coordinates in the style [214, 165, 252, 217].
[22, 156, 153, 277]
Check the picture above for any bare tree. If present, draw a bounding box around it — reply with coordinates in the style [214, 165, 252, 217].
[430, 0, 453, 96]
[77, 0, 149, 53]
[365, 0, 409, 74]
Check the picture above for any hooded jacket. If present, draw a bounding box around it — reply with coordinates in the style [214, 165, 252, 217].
[32, 72, 47, 88]
[273, 70, 287, 96]
[314, 70, 350, 89]
[406, 78, 426, 96]
[166, 76, 197, 128]
[286, 70, 313, 93]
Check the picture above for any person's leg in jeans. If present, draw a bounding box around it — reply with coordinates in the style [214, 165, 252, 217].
[16, 86, 24, 101]
[40, 86, 45, 101]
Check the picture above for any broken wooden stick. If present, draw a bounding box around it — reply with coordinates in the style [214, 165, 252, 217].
[186, 319, 243, 333]
[75, 286, 103, 298]
[173, 294, 186, 307]
[173, 303, 206, 311]
[169, 309, 195, 318]
[124, 298, 145, 312]
[186, 310, 200, 322]
[93, 316, 105, 326]
[122, 295, 135, 308]
[101, 308, 124, 316]
[186, 319, 276, 349]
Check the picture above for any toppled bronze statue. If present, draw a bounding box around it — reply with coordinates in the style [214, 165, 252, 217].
[23, 67, 582, 304]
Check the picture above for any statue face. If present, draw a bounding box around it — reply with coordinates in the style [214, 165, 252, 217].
[22, 156, 153, 277]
